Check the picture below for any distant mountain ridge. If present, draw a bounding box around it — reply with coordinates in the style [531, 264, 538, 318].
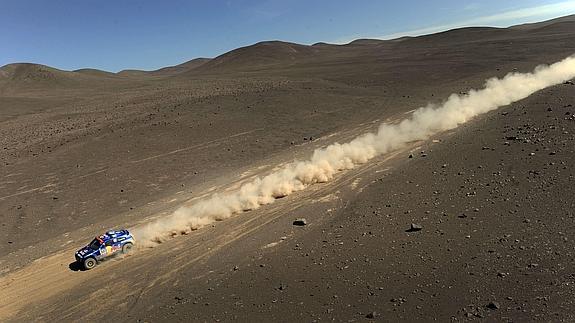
[1, 14, 574, 83]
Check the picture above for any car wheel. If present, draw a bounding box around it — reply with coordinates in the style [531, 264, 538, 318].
[122, 242, 133, 254]
[83, 257, 97, 270]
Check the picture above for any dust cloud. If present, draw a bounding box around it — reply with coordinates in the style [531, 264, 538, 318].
[133, 55, 575, 245]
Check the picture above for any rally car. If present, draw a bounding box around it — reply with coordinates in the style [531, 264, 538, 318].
[75, 229, 135, 270]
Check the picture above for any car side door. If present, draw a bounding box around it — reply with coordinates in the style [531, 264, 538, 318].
[102, 240, 114, 258]
[98, 243, 108, 260]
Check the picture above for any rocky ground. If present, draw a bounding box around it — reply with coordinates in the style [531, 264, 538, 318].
[129, 80, 575, 322]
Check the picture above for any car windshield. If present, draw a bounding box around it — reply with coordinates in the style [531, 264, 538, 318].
[89, 238, 101, 250]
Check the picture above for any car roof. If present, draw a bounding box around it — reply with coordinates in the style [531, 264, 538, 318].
[96, 230, 127, 242]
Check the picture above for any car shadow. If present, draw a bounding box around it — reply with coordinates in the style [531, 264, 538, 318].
[68, 261, 86, 272]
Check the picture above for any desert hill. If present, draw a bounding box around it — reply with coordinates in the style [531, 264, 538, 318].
[182, 16, 575, 78]
[0, 63, 132, 93]
[189, 41, 318, 73]
[117, 58, 211, 77]
[0, 63, 76, 83]
[149, 57, 211, 75]
[510, 13, 575, 30]
[73, 68, 118, 78]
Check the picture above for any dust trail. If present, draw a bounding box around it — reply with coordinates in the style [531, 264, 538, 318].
[133, 55, 575, 245]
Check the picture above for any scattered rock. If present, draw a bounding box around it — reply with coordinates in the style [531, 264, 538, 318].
[293, 218, 307, 226]
[486, 301, 500, 310]
[365, 311, 378, 319]
[406, 223, 423, 232]
[390, 297, 407, 303]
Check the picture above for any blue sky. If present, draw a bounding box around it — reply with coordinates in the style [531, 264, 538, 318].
[1, 0, 574, 72]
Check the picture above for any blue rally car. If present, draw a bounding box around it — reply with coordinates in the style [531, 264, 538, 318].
[75, 229, 135, 270]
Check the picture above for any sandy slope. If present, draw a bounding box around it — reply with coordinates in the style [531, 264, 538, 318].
[2, 80, 573, 322]
[138, 83, 573, 322]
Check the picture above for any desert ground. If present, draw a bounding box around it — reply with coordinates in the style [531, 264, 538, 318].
[1, 15, 575, 322]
